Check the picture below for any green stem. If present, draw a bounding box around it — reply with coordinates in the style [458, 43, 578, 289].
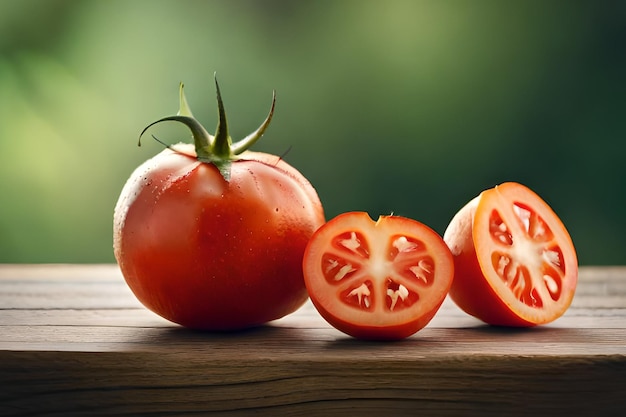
[231, 91, 276, 155]
[138, 115, 212, 155]
[137, 75, 276, 182]
[212, 76, 233, 159]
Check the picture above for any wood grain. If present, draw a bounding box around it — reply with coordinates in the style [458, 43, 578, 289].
[1, 265, 625, 416]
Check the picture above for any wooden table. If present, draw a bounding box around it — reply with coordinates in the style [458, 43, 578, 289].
[1, 264, 624, 416]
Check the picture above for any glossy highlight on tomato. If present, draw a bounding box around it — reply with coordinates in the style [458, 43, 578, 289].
[303, 212, 454, 340]
[114, 78, 325, 330]
[443, 182, 578, 327]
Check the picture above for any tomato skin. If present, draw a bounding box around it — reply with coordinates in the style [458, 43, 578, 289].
[312, 293, 445, 340]
[303, 212, 454, 340]
[444, 196, 527, 325]
[444, 182, 578, 327]
[114, 143, 325, 330]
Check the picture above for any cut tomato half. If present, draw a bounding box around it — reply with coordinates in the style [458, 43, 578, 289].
[444, 182, 578, 326]
[303, 212, 454, 340]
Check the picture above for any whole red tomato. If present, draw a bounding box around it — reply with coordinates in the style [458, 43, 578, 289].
[444, 182, 577, 326]
[114, 78, 325, 330]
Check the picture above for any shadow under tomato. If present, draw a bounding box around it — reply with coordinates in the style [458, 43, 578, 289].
[151, 322, 279, 338]
[317, 324, 592, 359]
[456, 323, 595, 340]
[460, 323, 549, 333]
[142, 322, 312, 348]
[320, 330, 444, 351]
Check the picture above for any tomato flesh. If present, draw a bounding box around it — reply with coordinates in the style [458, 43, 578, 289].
[303, 212, 454, 340]
[444, 182, 578, 326]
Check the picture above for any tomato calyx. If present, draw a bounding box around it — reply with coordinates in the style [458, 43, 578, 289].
[138, 74, 276, 181]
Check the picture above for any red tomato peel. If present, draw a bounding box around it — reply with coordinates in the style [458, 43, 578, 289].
[444, 182, 578, 327]
[114, 78, 325, 330]
[303, 212, 454, 340]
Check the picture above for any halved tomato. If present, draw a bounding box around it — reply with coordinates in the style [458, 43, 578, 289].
[303, 212, 454, 340]
[443, 182, 578, 326]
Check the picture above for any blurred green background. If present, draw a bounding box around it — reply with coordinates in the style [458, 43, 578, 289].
[0, 0, 624, 265]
